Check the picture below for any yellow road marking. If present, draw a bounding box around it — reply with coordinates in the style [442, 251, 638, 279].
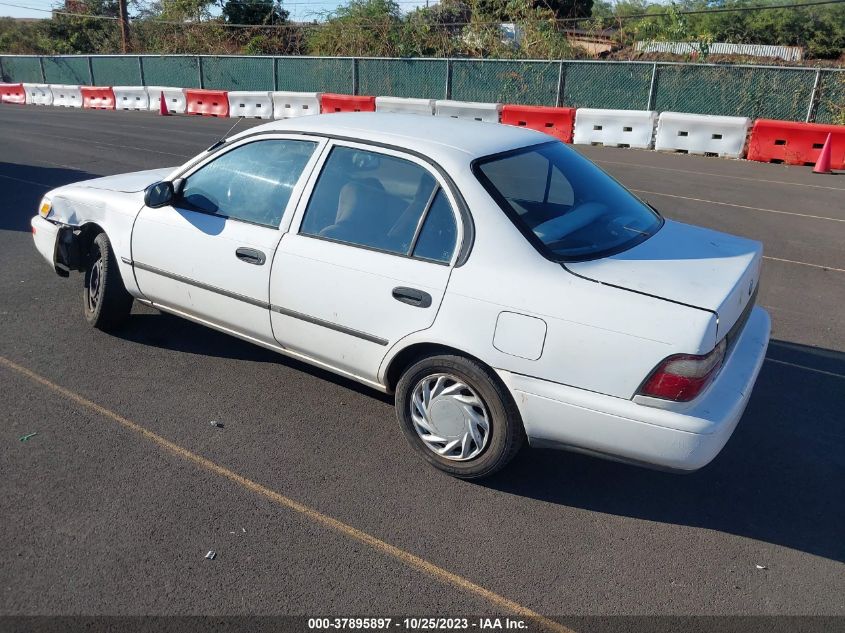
[630, 189, 845, 223]
[0, 355, 573, 633]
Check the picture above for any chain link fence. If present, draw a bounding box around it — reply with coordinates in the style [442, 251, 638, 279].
[1, 54, 842, 124]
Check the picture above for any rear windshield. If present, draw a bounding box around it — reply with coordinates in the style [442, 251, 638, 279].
[474, 141, 662, 261]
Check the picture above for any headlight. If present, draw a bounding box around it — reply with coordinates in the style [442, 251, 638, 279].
[38, 197, 52, 218]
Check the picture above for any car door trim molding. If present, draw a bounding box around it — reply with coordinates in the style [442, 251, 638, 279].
[131, 260, 388, 346]
[269, 305, 389, 346]
[132, 260, 270, 310]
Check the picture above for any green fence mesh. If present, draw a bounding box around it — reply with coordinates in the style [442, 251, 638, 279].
[42, 56, 90, 85]
[815, 70, 845, 125]
[562, 62, 652, 110]
[91, 56, 142, 86]
[141, 56, 199, 88]
[654, 65, 816, 121]
[451, 60, 559, 105]
[276, 57, 352, 93]
[1, 55, 842, 124]
[0, 56, 42, 83]
[201, 56, 274, 91]
[358, 58, 446, 99]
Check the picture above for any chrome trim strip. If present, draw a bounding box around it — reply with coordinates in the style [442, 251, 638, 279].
[132, 260, 270, 309]
[133, 260, 388, 346]
[121, 256, 132, 265]
[270, 304, 389, 346]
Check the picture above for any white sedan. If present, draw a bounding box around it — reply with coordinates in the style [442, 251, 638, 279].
[31, 113, 770, 478]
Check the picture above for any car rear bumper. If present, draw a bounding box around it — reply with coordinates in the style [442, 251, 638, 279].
[497, 307, 771, 471]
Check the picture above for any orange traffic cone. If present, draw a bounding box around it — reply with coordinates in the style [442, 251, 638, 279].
[813, 133, 832, 174]
[159, 91, 169, 116]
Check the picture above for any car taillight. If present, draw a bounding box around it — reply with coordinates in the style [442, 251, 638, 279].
[638, 338, 727, 402]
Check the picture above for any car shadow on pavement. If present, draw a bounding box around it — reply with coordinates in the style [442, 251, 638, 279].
[0, 162, 104, 232]
[116, 309, 395, 403]
[482, 338, 845, 564]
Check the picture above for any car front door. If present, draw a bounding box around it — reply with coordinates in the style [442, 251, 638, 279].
[269, 141, 464, 386]
[131, 135, 323, 344]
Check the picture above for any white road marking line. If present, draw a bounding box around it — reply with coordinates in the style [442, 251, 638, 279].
[763, 256, 845, 273]
[765, 358, 845, 380]
[631, 189, 845, 223]
[596, 158, 845, 192]
[0, 173, 51, 188]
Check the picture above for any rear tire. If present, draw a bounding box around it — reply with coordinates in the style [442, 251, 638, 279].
[83, 232, 133, 331]
[395, 354, 524, 479]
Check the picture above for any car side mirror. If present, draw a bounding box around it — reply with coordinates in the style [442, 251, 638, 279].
[145, 181, 175, 208]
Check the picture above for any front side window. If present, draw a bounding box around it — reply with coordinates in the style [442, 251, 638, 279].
[180, 139, 317, 227]
[300, 146, 457, 262]
[474, 141, 662, 261]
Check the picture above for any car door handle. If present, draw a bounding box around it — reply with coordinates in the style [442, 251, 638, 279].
[392, 286, 432, 308]
[235, 247, 266, 265]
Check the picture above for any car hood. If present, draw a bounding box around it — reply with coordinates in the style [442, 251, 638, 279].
[76, 168, 175, 193]
[567, 220, 762, 339]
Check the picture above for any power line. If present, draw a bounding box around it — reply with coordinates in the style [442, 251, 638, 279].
[1, 0, 842, 29]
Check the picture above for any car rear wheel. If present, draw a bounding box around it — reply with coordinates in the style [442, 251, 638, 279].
[395, 354, 524, 479]
[83, 232, 133, 331]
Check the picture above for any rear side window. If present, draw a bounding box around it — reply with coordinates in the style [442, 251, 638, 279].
[180, 139, 317, 227]
[300, 146, 457, 262]
[475, 141, 662, 261]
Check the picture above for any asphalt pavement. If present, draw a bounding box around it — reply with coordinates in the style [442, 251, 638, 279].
[1, 107, 843, 630]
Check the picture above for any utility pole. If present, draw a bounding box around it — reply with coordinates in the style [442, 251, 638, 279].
[117, 0, 131, 53]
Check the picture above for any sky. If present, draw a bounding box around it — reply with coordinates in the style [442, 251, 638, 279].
[0, 0, 431, 22]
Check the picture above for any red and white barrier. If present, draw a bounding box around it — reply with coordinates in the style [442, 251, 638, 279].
[271, 91, 321, 119]
[81, 86, 116, 110]
[185, 88, 229, 117]
[50, 85, 83, 108]
[655, 112, 751, 158]
[501, 105, 575, 143]
[574, 109, 657, 149]
[23, 83, 53, 106]
[228, 91, 273, 119]
[147, 87, 186, 114]
[434, 100, 501, 123]
[113, 86, 149, 111]
[0, 82, 27, 104]
[747, 119, 845, 170]
[320, 93, 376, 113]
[375, 96, 435, 116]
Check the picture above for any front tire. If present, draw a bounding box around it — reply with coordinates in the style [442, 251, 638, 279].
[395, 354, 524, 479]
[83, 232, 133, 331]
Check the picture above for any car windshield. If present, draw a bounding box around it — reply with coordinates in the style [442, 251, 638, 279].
[474, 141, 662, 261]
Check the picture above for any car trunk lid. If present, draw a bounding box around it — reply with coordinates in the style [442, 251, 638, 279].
[567, 220, 761, 340]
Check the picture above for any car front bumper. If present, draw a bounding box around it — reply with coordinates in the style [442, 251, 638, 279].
[31, 215, 60, 272]
[497, 307, 771, 471]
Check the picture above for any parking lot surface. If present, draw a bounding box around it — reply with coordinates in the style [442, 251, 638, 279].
[1, 107, 843, 627]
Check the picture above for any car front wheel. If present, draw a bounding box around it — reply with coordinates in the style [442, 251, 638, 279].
[83, 232, 133, 331]
[395, 354, 525, 479]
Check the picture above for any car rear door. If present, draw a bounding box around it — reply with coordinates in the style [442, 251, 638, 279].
[131, 134, 324, 345]
[269, 140, 464, 385]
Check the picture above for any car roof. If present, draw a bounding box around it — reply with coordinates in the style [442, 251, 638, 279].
[229, 112, 552, 162]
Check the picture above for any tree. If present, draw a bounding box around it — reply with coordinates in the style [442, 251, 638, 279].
[221, 0, 289, 25]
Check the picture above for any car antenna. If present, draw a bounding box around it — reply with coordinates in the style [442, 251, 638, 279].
[206, 117, 244, 152]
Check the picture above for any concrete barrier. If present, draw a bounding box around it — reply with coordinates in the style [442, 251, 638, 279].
[434, 100, 501, 123]
[113, 86, 150, 111]
[147, 87, 187, 114]
[50, 85, 83, 108]
[655, 112, 751, 158]
[375, 96, 435, 116]
[573, 108, 657, 149]
[271, 91, 321, 119]
[23, 83, 53, 106]
[228, 91, 273, 119]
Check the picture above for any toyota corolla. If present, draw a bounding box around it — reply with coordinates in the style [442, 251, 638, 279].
[31, 113, 770, 478]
